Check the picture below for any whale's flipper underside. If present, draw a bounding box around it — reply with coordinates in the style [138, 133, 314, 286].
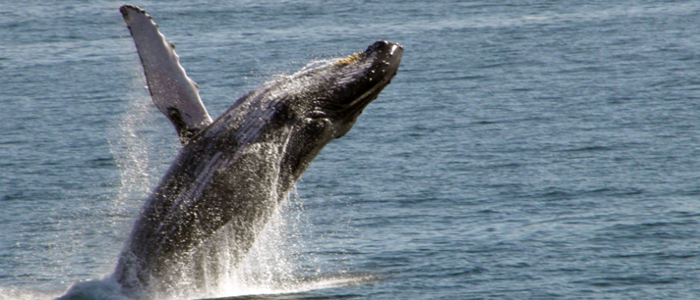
[120, 5, 212, 144]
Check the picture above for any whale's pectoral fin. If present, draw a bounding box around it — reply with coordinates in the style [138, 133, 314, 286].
[120, 5, 213, 144]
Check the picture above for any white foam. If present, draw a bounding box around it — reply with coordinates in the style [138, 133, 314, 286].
[0, 287, 62, 300]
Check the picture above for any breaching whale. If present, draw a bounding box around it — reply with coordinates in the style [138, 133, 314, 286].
[113, 4, 403, 298]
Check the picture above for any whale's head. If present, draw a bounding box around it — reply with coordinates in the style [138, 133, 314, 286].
[196, 41, 403, 183]
[294, 40, 403, 139]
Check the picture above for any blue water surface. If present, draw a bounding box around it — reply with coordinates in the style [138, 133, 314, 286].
[2, 1, 700, 299]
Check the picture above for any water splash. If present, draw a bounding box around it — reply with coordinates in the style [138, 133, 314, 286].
[188, 192, 377, 300]
[109, 73, 175, 224]
[187, 198, 303, 300]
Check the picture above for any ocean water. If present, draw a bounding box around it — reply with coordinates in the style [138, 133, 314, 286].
[2, 0, 700, 299]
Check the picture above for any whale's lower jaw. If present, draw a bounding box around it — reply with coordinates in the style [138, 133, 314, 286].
[114, 5, 402, 298]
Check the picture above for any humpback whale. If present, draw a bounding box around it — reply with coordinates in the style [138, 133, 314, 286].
[113, 5, 402, 298]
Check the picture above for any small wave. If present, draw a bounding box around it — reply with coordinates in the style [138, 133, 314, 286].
[290, 273, 378, 292]
[199, 273, 378, 300]
[574, 275, 682, 287]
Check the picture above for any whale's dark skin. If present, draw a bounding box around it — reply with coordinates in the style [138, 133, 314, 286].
[114, 5, 402, 298]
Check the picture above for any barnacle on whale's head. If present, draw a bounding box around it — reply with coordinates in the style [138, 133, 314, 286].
[337, 52, 364, 66]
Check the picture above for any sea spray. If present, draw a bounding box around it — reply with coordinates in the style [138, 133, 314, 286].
[206, 193, 305, 298]
[109, 70, 178, 228]
[153, 194, 308, 300]
[54, 73, 174, 300]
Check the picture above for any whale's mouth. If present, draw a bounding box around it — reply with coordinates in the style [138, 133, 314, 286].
[341, 40, 403, 110]
[338, 40, 403, 83]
